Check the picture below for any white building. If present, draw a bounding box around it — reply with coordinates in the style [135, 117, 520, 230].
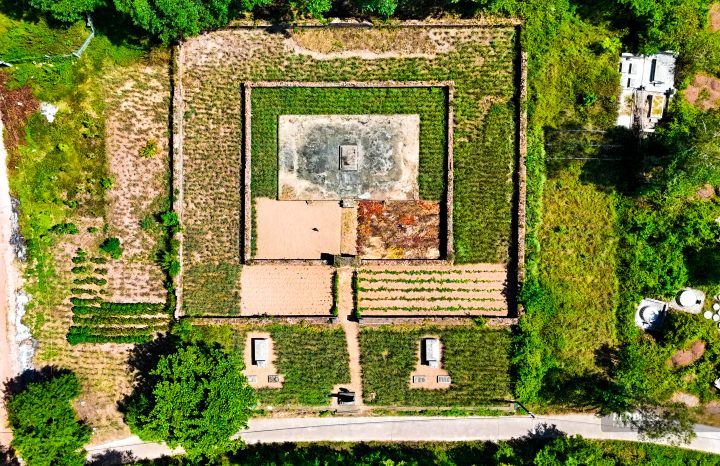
[617, 52, 676, 132]
[423, 338, 441, 368]
[252, 338, 268, 368]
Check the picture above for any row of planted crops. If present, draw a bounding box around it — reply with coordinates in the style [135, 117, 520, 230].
[66, 248, 170, 344]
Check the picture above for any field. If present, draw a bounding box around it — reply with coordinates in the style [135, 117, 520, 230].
[1, 13, 174, 440]
[190, 323, 351, 406]
[359, 325, 512, 406]
[180, 25, 518, 314]
[537, 161, 619, 377]
[356, 265, 509, 316]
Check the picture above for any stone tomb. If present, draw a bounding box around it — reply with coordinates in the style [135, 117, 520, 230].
[278, 114, 420, 200]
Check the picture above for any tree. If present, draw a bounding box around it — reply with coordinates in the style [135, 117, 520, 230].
[354, 0, 398, 17]
[5, 369, 91, 466]
[29, 0, 106, 23]
[99, 237, 123, 259]
[122, 340, 257, 460]
[289, 0, 332, 18]
[113, 0, 270, 43]
[533, 435, 614, 466]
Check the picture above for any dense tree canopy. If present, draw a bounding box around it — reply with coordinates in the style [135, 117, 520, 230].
[113, 0, 269, 43]
[123, 340, 257, 460]
[29, 0, 106, 22]
[6, 370, 91, 466]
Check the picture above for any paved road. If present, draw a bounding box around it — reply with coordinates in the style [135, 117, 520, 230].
[86, 414, 720, 461]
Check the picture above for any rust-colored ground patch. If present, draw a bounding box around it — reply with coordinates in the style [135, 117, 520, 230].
[357, 201, 440, 259]
[357, 264, 509, 316]
[668, 340, 706, 368]
[0, 74, 39, 151]
[685, 74, 720, 110]
[240, 264, 333, 315]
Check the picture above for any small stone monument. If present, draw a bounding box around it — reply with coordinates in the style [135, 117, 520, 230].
[339, 145, 359, 171]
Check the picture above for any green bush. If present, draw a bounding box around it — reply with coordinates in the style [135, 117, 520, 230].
[6, 371, 90, 466]
[99, 237, 122, 259]
[139, 139, 158, 158]
[50, 223, 79, 235]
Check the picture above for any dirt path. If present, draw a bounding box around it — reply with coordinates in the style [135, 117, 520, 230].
[336, 268, 364, 410]
[0, 115, 20, 445]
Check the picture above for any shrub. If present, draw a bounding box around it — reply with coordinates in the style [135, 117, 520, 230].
[99, 177, 114, 190]
[50, 223, 79, 235]
[99, 237, 122, 259]
[139, 139, 158, 158]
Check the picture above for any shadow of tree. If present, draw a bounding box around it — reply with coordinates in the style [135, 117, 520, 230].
[86, 449, 137, 466]
[0, 444, 20, 466]
[3, 366, 73, 401]
[117, 333, 180, 415]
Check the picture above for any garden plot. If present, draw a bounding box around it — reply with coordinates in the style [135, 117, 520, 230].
[103, 61, 169, 304]
[357, 264, 509, 316]
[360, 325, 512, 406]
[240, 264, 334, 315]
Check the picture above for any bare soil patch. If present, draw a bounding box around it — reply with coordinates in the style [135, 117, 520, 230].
[357, 201, 441, 259]
[685, 74, 720, 110]
[243, 331, 283, 389]
[409, 336, 450, 390]
[668, 340, 706, 368]
[710, 3, 720, 32]
[240, 264, 333, 315]
[671, 392, 700, 407]
[254, 198, 341, 259]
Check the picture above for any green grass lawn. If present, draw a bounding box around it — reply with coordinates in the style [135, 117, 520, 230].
[359, 325, 512, 406]
[190, 323, 350, 406]
[537, 160, 619, 375]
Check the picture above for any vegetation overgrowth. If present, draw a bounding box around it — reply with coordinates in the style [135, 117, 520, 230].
[360, 325, 512, 406]
[130, 437, 720, 465]
[122, 339, 257, 461]
[187, 323, 351, 406]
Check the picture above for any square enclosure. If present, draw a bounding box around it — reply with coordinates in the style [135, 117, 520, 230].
[278, 115, 420, 201]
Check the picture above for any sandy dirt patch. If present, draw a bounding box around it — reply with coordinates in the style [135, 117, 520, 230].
[278, 115, 419, 201]
[254, 198, 342, 259]
[0, 114, 21, 445]
[357, 264, 509, 316]
[357, 201, 440, 259]
[668, 340, 706, 368]
[671, 392, 700, 407]
[711, 4, 720, 32]
[410, 336, 450, 390]
[332, 268, 363, 409]
[243, 332, 283, 389]
[240, 264, 333, 315]
[287, 27, 492, 60]
[685, 74, 720, 110]
[340, 208, 358, 255]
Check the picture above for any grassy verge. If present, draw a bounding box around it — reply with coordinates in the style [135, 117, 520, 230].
[360, 325, 511, 406]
